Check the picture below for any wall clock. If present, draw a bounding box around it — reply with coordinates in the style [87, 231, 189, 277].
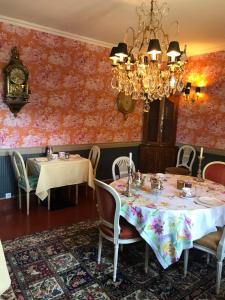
[117, 92, 135, 119]
[3, 47, 30, 117]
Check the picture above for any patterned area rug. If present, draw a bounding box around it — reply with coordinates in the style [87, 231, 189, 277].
[2, 222, 225, 300]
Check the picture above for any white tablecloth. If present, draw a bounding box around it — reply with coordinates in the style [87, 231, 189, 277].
[0, 241, 11, 295]
[27, 156, 94, 200]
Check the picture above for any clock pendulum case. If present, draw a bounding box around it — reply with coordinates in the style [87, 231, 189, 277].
[3, 47, 31, 117]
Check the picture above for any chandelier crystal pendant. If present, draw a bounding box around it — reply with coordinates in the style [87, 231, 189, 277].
[109, 0, 187, 112]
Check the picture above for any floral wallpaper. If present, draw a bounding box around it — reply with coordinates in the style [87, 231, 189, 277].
[177, 51, 225, 150]
[0, 21, 224, 151]
[0, 22, 143, 149]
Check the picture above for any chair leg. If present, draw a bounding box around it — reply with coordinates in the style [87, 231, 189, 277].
[18, 186, 22, 210]
[113, 243, 119, 282]
[85, 183, 88, 199]
[184, 249, 189, 276]
[216, 260, 223, 295]
[48, 190, 51, 210]
[97, 233, 102, 264]
[26, 191, 30, 216]
[76, 185, 78, 205]
[145, 243, 149, 273]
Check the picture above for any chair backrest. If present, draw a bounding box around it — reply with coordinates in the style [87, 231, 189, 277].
[202, 161, 225, 185]
[112, 156, 136, 181]
[176, 145, 196, 174]
[94, 179, 121, 238]
[88, 145, 100, 177]
[12, 151, 29, 189]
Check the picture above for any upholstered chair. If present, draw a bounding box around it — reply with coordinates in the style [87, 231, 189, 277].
[94, 179, 149, 282]
[166, 145, 196, 175]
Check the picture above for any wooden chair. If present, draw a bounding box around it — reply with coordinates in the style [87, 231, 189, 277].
[12, 151, 39, 215]
[88, 145, 101, 177]
[184, 161, 225, 294]
[76, 145, 101, 204]
[202, 161, 225, 185]
[94, 179, 149, 282]
[166, 145, 196, 175]
[112, 156, 136, 181]
[184, 227, 225, 295]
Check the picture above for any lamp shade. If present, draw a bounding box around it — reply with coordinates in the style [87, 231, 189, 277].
[109, 47, 118, 59]
[115, 43, 128, 58]
[147, 39, 162, 54]
[186, 82, 192, 89]
[167, 41, 181, 57]
[195, 87, 201, 93]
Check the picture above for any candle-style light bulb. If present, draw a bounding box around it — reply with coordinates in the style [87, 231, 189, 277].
[200, 147, 204, 158]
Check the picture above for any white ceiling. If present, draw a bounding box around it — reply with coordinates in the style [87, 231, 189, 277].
[0, 0, 224, 56]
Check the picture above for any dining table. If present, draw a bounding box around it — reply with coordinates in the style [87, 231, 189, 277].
[27, 154, 94, 201]
[110, 173, 225, 269]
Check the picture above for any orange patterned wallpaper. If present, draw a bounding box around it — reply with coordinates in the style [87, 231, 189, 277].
[0, 22, 143, 148]
[176, 51, 225, 150]
[0, 22, 224, 151]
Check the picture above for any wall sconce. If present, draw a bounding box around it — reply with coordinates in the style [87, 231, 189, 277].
[183, 82, 202, 103]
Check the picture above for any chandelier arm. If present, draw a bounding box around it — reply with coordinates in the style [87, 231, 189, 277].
[124, 26, 136, 51]
[169, 20, 180, 37]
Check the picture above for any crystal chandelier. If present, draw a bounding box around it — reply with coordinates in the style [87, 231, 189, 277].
[109, 0, 187, 112]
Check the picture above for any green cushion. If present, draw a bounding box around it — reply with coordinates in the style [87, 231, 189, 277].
[19, 175, 38, 190]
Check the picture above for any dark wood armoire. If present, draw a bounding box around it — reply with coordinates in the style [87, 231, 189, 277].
[139, 96, 179, 173]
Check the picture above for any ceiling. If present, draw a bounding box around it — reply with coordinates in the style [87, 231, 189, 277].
[0, 0, 224, 56]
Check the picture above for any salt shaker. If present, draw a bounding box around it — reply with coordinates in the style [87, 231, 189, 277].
[46, 146, 53, 160]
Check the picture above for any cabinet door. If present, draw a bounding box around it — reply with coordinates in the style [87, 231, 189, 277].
[142, 96, 178, 145]
[162, 98, 176, 144]
[139, 144, 178, 173]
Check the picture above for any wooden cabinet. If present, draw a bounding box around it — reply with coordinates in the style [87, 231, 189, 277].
[139, 96, 179, 173]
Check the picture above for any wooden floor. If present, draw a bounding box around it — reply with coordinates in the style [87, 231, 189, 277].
[0, 185, 98, 241]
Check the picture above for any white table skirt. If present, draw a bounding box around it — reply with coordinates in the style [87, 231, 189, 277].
[27, 156, 94, 200]
[0, 241, 11, 295]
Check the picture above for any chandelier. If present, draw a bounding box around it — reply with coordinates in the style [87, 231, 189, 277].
[109, 0, 187, 112]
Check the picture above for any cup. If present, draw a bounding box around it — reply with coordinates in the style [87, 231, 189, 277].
[65, 152, 70, 160]
[177, 180, 185, 190]
[182, 187, 195, 197]
[185, 181, 192, 188]
[52, 153, 58, 160]
[59, 152, 65, 159]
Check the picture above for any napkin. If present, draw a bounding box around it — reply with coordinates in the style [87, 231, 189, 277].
[34, 157, 48, 162]
[197, 196, 223, 207]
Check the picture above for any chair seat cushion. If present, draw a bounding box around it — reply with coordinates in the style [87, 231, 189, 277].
[194, 227, 223, 251]
[165, 167, 190, 175]
[99, 218, 140, 240]
[19, 175, 38, 190]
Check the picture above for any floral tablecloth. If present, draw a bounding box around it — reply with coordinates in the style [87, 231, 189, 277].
[111, 174, 225, 268]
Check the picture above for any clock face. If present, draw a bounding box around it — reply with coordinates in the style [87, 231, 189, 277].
[10, 84, 24, 95]
[9, 68, 26, 84]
